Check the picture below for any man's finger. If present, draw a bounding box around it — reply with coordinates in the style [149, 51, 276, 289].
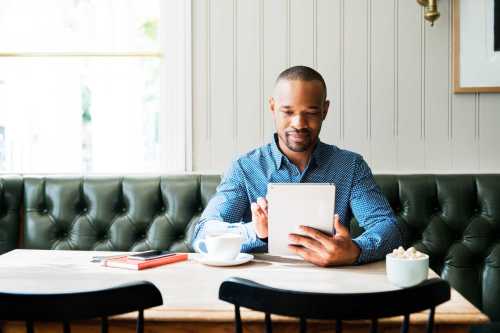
[251, 202, 263, 220]
[333, 214, 350, 237]
[288, 234, 324, 253]
[257, 197, 268, 208]
[288, 245, 327, 266]
[251, 202, 258, 213]
[256, 197, 268, 216]
[251, 202, 264, 215]
[298, 225, 335, 250]
[256, 205, 267, 218]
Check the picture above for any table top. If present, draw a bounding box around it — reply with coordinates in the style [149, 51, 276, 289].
[0, 249, 489, 324]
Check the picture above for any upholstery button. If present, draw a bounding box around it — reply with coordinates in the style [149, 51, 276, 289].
[122, 207, 127, 213]
[82, 208, 88, 213]
[97, 229, 107, 239]
[42, 208, 48, 214]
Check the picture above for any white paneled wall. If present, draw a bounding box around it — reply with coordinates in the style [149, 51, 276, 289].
[192, 0, 500, 173]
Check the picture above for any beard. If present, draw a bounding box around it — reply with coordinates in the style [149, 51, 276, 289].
[283, 129, 313, 152]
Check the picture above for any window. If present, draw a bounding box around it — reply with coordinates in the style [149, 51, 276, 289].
[0, 0, 191, 173]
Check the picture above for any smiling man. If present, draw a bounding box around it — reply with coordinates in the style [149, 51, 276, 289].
[191, 66, 404, 266]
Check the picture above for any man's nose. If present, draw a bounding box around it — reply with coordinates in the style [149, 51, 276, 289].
[290, 114, 307, 129]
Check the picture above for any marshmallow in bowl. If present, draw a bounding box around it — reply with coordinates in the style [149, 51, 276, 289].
[386, 247, 429, 287]
[391, 246, 425, 259]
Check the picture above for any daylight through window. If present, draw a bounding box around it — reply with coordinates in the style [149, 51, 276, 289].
[0, 0, 183, 174]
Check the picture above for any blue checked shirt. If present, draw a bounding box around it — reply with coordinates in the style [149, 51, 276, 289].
[192, 134, 403, 264]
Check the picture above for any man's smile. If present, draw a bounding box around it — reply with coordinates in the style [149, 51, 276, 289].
[289, 134, 307, 142]
[287, 129, 310, 137]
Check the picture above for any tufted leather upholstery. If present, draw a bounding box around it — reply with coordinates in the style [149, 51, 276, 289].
[351, 175, 500, 321]
[0, 176, 23, 254]
[22, 176, 220, 253]
[0, 174, 499, 320]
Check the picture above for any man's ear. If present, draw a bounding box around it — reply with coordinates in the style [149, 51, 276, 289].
[322, 99, 330, 120]
[269, 97, 276, 115]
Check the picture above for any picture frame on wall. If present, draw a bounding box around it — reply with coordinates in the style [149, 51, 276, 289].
[453, 0, 500, 93]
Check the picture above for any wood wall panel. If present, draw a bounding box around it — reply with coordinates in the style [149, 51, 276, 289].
[262, 0, 288, 143]
[192, 0, 500, 173]
[192, 0, 211, 170]
[370, 0, 397, 171]
[210, 0, 235, 171]
[290, 0, 314, 67]
[479, 94, 500, 171]
[424, 0, 452, 171]
[451, 94, 479, 171]
[316, 0, 341, 146]
[396, 1, 425, 171]
[342, 0, 370, 160]
[236, 0, 261, 155]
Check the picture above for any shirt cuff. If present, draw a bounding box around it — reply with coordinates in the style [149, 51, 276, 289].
[352, 236, 372, 265]
[241, 221, 267, 248]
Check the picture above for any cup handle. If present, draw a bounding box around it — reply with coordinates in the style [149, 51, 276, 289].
[193, 239, 208, 254]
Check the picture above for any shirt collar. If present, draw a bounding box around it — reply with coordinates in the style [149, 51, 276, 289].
[271, 133, 285, 169]
[270, 133, 325, 170]
[309, 140, 324, 168]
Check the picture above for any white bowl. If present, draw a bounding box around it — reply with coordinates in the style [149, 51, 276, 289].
[386, 253, 429, 287]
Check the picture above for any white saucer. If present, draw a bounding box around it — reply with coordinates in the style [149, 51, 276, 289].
[194, 253, 254, 267]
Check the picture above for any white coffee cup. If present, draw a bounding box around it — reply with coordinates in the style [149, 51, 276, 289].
[194, 233, 244, 261]
[386, 253, 429, 287]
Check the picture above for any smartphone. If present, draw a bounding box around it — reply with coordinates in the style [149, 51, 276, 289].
[127, 250, 175, 261]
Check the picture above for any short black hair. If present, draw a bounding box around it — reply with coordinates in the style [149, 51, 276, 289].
[275, 65, 327, 99]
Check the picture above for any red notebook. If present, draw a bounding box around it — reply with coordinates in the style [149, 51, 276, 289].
[103, 253, 188, 270]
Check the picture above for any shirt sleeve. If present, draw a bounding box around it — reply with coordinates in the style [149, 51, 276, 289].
[191, 160, 267, 253]
[349, 157, 404, 264]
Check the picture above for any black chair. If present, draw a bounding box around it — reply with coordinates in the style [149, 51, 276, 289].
[219, 277, 450, 333]
[0, 280, 163, 333]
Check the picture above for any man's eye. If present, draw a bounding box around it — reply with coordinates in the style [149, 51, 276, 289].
[282, 110, 293, 116]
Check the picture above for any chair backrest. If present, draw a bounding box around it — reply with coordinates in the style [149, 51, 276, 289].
[219, 277, 450, 333]
[0, 280, 163, 333]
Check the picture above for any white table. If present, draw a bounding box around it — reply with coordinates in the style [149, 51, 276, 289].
[0, 250, 489, 333]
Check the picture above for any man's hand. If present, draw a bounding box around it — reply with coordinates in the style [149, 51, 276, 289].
[251, 197, 268, 239]
[288, 215, 361, 267]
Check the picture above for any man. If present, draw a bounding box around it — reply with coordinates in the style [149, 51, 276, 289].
[191, 66, 403, 266]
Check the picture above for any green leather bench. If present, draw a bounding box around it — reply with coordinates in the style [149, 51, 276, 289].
[0, 174, 499, 321]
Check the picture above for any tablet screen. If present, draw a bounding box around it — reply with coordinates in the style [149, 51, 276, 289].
[267, 183, 335, 257]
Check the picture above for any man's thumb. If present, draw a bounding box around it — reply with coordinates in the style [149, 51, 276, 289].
[333, 214, 349, 237]
[251, 202, 258, 219]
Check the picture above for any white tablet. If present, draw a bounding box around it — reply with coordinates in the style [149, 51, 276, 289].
[267, 183, 336, 257]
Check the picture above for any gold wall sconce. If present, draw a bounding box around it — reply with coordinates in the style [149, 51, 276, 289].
[417, 0, 440, 26]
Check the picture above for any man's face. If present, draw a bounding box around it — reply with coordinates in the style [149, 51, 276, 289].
[270, 79, 329, 153]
